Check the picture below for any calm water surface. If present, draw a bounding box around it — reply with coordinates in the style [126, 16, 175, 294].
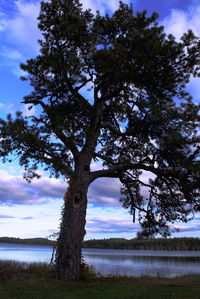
[1, 243, 200, 278]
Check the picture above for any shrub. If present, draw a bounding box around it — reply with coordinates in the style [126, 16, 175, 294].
[78, 257, 97, 281]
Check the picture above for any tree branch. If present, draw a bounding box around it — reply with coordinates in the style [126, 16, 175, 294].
[94, 153, 118, 167]
[23, 98, 80, 159]
[100, 122, 122, 136]
[66, 78, 92, 110]
[89, 161, 177, 182]
[22, 99, 47, 111]
[75, 76, 93, 91]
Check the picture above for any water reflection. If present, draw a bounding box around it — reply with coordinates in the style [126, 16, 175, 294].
[83, 249, 200, 278]
[0, 243, 200, 278]
[0, 243, 52, 263]
[84, 254, 200, 277]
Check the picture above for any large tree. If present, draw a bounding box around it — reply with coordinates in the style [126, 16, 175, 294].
[0, 0, 200, 280]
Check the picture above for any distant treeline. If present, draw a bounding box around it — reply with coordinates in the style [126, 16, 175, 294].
[83, 238, 200, 251]
[1, 236, 200, 251]
[0, 237, 55, 246]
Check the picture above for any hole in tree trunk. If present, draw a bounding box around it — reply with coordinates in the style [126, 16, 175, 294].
[84, 165, 90, 171]
[74, 194, 82, 206]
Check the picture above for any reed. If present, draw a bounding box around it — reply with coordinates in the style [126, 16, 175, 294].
[0, 258, 97, 281]
[0, 260, 52, 280]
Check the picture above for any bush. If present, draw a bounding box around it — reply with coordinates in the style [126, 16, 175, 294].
[78, 257, 97, 281]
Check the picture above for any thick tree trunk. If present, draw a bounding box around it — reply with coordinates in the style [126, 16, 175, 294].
[55, 174, 89, 280]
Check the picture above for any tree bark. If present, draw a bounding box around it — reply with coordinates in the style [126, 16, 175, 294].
[55, 174, 89, 280]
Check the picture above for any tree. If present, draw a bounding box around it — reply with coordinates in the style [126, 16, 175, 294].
[0, 0, 200, 280]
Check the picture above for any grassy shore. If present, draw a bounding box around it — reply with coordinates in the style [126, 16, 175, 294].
[0, 260, 199, 298]
[0, 276, 200, 299]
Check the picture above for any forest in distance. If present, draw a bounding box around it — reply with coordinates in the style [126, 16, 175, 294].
[0, 237, 200, 251]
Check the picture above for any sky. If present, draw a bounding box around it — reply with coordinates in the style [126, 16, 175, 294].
[0, 0, 199, 240]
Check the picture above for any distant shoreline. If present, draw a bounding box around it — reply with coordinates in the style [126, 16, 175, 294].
[0, 237, 55, 247]
[0, 236, 200, 251]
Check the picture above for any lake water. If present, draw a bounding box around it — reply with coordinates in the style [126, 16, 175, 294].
[1, 243, 200, 278]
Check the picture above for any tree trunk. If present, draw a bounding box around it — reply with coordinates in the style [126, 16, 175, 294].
[55, 175, 89, 280]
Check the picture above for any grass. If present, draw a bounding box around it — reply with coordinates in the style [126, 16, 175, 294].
[0, 260, 53, 280]
[0, 260, 199, 298]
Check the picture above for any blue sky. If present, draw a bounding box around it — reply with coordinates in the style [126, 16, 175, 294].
[0, 0, 199, 240]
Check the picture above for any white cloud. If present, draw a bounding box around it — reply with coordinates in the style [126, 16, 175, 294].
[162, 4, 200, 103]
[0, 199, 62, 238]
[5, 0, 41, 53]
[0, 0, 134, 76]
[86, 215, 140, 235]
[162, 4, 200, 39]
[82, 0, 132, 15]
[0, 47, 23, 61]
[88, 177, 121, 206]
[15, 0, 40, 18]
[0, 0, 41, 74]
[0, 19, 7, 31]
[0, 169, 67, 205]
[187, 77, 200, 102]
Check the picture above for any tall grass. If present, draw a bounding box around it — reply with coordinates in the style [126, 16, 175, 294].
[0, 260, 52, 280]
[0, 259, 97, 281]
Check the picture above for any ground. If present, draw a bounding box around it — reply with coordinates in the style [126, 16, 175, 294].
[0, 276, 199, 299]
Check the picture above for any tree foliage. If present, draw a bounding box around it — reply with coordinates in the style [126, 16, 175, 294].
[0, 0, 200, 240]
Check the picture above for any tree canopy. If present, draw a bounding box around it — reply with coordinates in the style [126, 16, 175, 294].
[0, 0, 200, 279]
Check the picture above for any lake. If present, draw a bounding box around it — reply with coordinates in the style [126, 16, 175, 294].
[1, 243, 200, 278]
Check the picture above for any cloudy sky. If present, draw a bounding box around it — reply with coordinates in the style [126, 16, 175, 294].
[0, 0, 199, 240]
